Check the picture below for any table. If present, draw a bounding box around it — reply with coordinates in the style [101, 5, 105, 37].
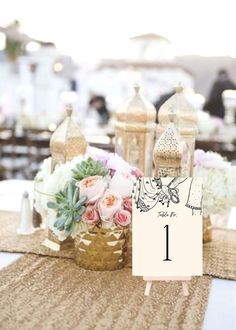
[0, 180, 235, 330]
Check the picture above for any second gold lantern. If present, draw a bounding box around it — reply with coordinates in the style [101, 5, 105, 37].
[157, 85, 198, 176]
[153, 114, 183, 177]
[115, 85, 156, 176]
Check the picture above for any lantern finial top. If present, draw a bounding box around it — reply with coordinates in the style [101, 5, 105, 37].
[66, 104, 73, 117]
[158, 85, 198, 132]
[168, 110, 176, 123]
[175, 83, 184, 94]
[115, 84, 156, 124]
[134, 83, 140, 94]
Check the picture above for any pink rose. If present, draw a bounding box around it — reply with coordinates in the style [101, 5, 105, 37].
[114, 210, 131, 227]
[77, 176, 107, 204]
[123, 197, 132, 213]
[82, 206, 100, 225]
[98, 190, 122, 221]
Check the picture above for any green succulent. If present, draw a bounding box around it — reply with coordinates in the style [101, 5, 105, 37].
[72, 157, 108, 181]
[47, 182, 87, 233]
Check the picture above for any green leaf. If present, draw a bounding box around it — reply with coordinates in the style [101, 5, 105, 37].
[67, 182, 74, 205]
[54, 217, 65, 231]
[75, 195, 87, 209]
[50, 179, 89, 236]
[75, 214, 81, 223]
[72, 157, 108, 180]
[77, 205, 86, 216]
[65, 221, 76, 234]
[64, 215, 73, 231]
[73, 187, 79, 204]
[47, 201, 58, 209]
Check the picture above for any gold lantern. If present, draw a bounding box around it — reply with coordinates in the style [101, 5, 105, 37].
[50, 105, 87, 172]
[115, 84, 156, 176]
[157, 85, 198, 176]
[153, 114, 183, 177]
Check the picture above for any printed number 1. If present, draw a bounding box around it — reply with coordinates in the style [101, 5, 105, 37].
[163, 225, 172, 261]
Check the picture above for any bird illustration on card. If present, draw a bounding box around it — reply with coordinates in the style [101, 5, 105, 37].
[132, 177, 203, 279]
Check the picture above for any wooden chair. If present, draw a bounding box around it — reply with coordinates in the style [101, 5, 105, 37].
[24, 128, 51, 179]
[0, 127, 28, 179]
[89, 142, 115, 153]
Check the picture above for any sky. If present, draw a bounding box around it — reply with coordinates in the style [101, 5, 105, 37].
[0, 0, 236, 61]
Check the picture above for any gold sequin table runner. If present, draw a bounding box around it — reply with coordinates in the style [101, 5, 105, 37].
[0, 211, 74, 258]
[0, 254, 211, 330]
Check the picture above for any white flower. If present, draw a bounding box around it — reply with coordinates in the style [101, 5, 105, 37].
[109, 171, 134, 198]
[194, 159, 236, 216]
[34, 157, 52, 219]
[34, 155, 86, 230]
[106, 153, 133, 173]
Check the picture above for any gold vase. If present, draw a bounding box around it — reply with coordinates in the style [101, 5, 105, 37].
[47, 229, 74, 250]
[74, 227, 128, 271]
[125, 229, 132, 268]
[203, 216, 212, 243]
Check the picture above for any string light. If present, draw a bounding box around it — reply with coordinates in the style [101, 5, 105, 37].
[53, 62, 63, 72]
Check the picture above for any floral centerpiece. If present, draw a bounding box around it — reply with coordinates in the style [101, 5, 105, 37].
[194, 149, 236, 216]
[194, 149, 236, 241]
[34, 147, 142, 270]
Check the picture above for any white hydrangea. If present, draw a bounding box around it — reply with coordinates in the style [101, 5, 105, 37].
[34, 155, 87, 230]
[194, 160, 236, 216]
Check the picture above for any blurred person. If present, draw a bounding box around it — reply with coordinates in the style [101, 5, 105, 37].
[0, 107, 5, 127]
[89, 95, 110, 125]
[154, 89, 175, 122]
[204, 69, 236, 119]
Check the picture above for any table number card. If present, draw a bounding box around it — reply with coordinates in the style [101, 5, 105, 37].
[132, 177, 202, 277]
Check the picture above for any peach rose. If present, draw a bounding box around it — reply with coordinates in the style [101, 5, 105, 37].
[98, 190, 122, 221]
[114, 210, 131, 227]
[123, 197, 132, 213]
[77, 176, 107, 204]
[82, 206, 100, 225]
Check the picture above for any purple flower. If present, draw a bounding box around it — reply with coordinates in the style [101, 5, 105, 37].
[194, 149, 206, 166]
[86, 146, 110, 167]
[194, 149, 225, 169]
